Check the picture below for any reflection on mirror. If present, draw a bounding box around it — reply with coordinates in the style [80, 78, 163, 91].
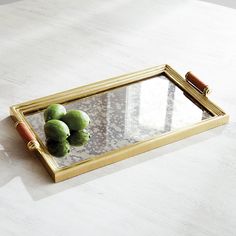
[26, 75, 213, 168]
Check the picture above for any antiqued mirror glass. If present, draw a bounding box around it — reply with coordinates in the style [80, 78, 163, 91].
[25, 74, 213, 169]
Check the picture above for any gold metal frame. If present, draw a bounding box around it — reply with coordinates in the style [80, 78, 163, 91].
[10, 64, 229, 182]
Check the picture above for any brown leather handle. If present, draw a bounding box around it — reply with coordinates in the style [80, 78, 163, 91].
[15, 122, 40, 151]
[15, 122, 35, 143]
[185, 71, 209, 95]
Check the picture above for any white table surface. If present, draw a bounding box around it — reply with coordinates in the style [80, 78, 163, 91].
[0, 0, 236, 235]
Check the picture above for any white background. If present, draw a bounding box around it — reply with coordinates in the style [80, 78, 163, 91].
[0, 0, 236, 235]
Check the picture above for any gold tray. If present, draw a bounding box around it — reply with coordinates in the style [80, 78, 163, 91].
[10, 64, 229, 182]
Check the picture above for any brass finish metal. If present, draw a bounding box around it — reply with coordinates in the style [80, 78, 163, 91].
[10, 64, 229, 182]
[27, 140, 40, 151]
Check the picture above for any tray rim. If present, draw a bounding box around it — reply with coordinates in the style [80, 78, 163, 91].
[10, 64, 229, 182]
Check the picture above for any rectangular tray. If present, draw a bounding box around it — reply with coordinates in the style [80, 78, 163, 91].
[10, 64, 229, 182]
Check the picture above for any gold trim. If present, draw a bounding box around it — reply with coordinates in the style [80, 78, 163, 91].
[10, 64, 229, 182]
[27, 140, 40, 151]
[203, 87, 211, 96]
[14, 120, 22, 128]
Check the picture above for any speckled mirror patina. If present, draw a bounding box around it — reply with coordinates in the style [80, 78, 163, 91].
[10, 65, 229, 182]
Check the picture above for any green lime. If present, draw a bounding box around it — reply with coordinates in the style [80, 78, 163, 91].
[44, 119, 70, 141]
[68, 129, 91, 146]
[61, 110, 90, 131]
[46, 139, 70, 157]
[44, 104, 66, 122]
